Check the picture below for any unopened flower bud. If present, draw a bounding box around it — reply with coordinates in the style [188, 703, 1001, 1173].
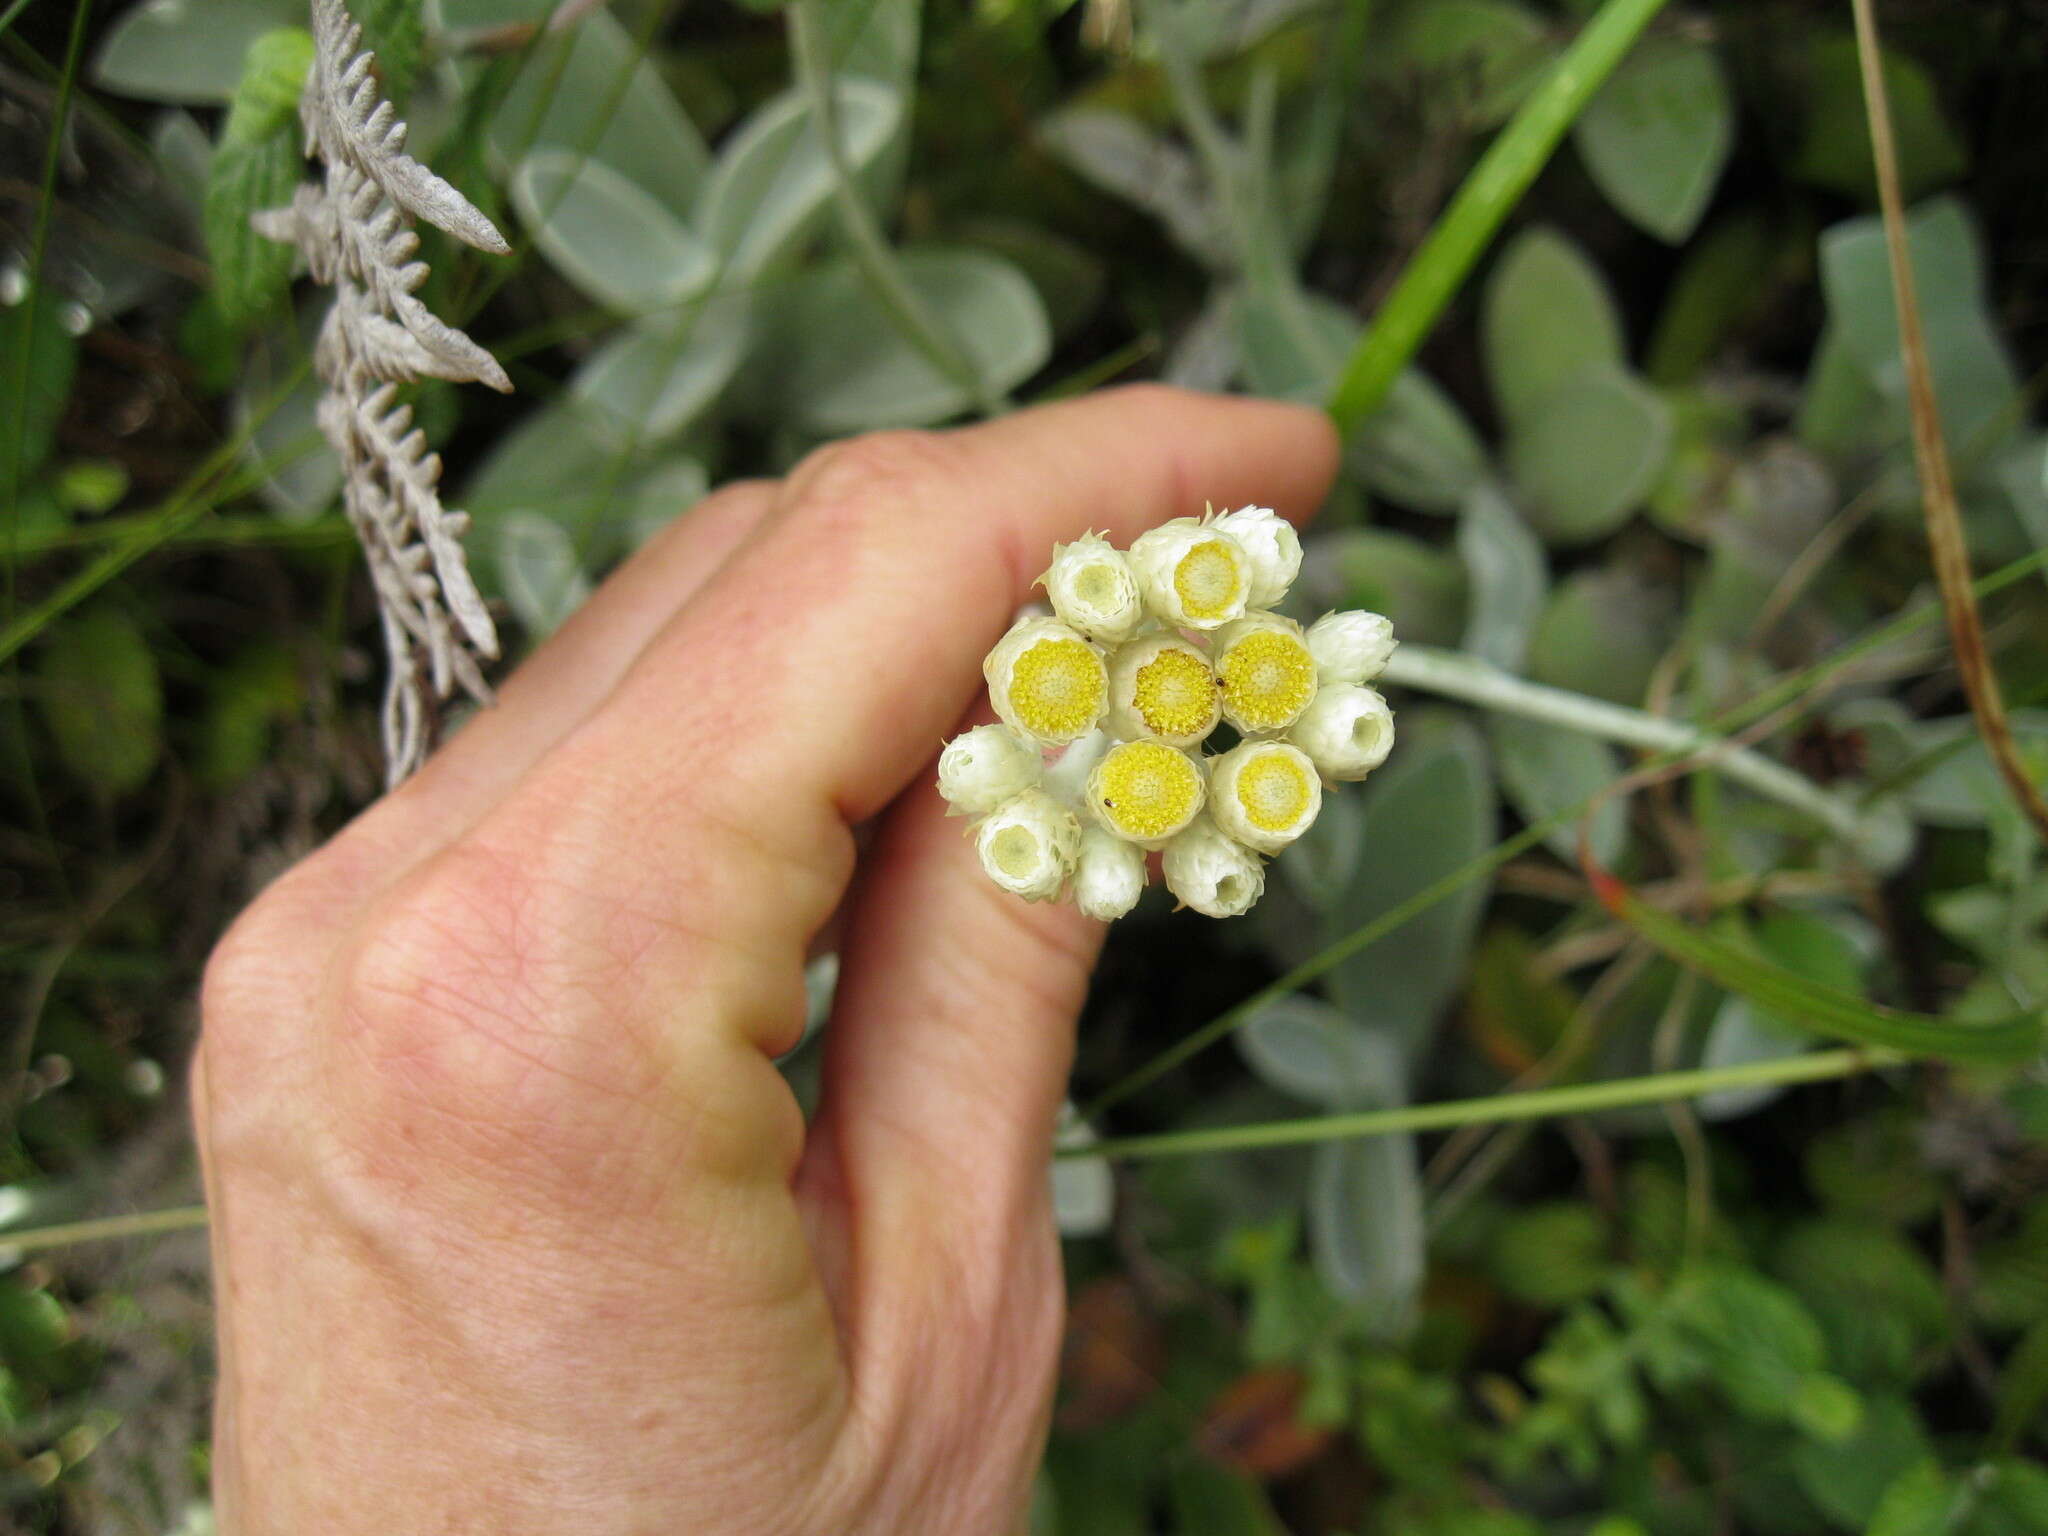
[984, 616, 1108, 746]
[975, 789, 1080, 902]
[1086, 738, 1206, 849]
[1161, 815, 1266, 918]
[1106, 631, 1220, 748]
[1212, 505, 1301, 609]
[937, 724, 1042, 817]
[1073, 827, 1146, 922]
[1039, 533, 1145, 643]
[1289, 683, 1395, 781]
[1212, 613, 1317, 735]
[1306, 610, 1396, 685]
[1208, 740, 1323, 854]
[1127, 518, 1253, 630]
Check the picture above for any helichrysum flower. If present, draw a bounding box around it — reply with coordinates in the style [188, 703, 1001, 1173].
[984, 615, 1109, 746]
[1289, 683, 1395, 781]
[1106, 631, 1221, 748]
[940, 511, 1396, 921]
[937, 723, 1043, 817]
[1161, 815, 1266, 918]
[1306, 609, 1396, 685]
[1073, 827, 1146, 922]
[976, 789, 1081, 902]
[1213, 506, 1301, 610]
[1212, 612, 1317, 736]
[1086, 739, 1207, 849]
[1039, 533, 1146, 643]
[1126, 517, 1253, 630]
[1207, 740, 1323, 854]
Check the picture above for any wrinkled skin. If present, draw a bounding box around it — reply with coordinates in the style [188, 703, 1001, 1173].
[196, 387, 1338, 1533]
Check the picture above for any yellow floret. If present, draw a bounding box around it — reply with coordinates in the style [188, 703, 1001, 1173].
[1234, 750, 1315, 833]
[1172, 540, 1247, 623]
[1219, 630, 1316, 732]
[1092, 741, 1204, 843]
[1010, 638, 1106, 739]
[1132, 647, 1218, 739]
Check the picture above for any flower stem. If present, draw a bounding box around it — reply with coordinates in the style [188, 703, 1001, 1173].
[0, 1204, 209, 1255]
[1325, 0, 1671, 430]
[1068, 1048, 1903, 1161]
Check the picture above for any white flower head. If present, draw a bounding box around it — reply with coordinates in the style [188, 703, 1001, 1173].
[983, 616, 1109, 747]
[1212, 612, 1317, 736]
[1127, 517, 1254, 630]
[1290, 683, 1395, 781]
[1209, 740, 1323, 854]
[1306, 610, 1397, 685]
[1161, 815, 1266, 918]
[1212, 505, 1301, 609]
[1073, 827, 1146, 922]
[937, 723, 1043, 817]
[1039, 533, 1145, 643]
[1086, 738, 1207, 850]
[1106, 630, 1221, 748]
[975, 789, 1081, 902]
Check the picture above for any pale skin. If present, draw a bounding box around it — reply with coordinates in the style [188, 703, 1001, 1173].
[195, 385, 1339, 1533]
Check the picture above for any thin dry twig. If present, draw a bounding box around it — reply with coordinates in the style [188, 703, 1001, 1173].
[1849, 0, 2048, 847]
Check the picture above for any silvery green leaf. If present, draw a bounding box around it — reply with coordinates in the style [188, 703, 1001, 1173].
[569, 297, 750, 441]
[1526, 565, 1677, 705]
[487, 5, 710, 219]
[1035, 109, 1230, 270]
[1574, 36, 1734, 244]
[497, 510, 592, 637]
[461, 397, 624, 552]
[1309, 1133, 1423, 1336]
[1456, 483, 1546, 671]
[94, 0, 307, 104]
[512, 151, 717, 314]
[239, 324, 343, 525]
[149, 109, 214, 215]
[1488, 714, 1628, 868]
[1484, 226, 1627, 433]
[696, 80, 902, 284]
[1509, 365, 1675, 546]
[1378, 0, 1553, 128]
[1052, 1103, 1114, 1237]
[622, 457, 712, 549]
[1298, 529, 1469, 647]
[1696, 999, 1811, 1121]
[1277, 788, 1363, 911]
[753, 248, 1050, 434]
[1353, 370, 1490, 514]
[1237, 997, 1402, 1107]
[822, 0, 923, 89]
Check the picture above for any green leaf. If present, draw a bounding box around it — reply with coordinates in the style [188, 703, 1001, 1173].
[1508, 365, 1675, 545]
[568, 297, 750, 442]
[1526, 565, 1674, 706]
[1237, 997, 1399, 1108]
[1646, 214, 1779, 386]
[1573, 36, 1733, 244]
[0, 288, 81, 494]
[1804, 1108, 1943, 1228]
[1304, 531, 1469, 649]
[1666, 1265, 1831, 1422]
[1380, 0, 1555, 129]
[1483, 226, 1626, 433]
[1993, 1318, 2048, 1454]
[353, 0, 423, 107]
[1166, 1459, 1285, 1536]
[1488, 1203, 1610, 1308]
[219, 27, 315, 146]
[496, 511, 592, 638]
[749, 248, 1050, 435]
[1488, 715, 1627, 868]
[198, 643, 302, 789]
[511, 151, 716, 314]
[1328, 713, 1495, 1063]
[461, 397, 627, 562]
[1355, 370, 1491, 514]
[1793, 31, 1966, 204]
[92, 0, 306, 104]
[488, 7, 712, 221]
[34, 606, 163, 798]
[1591, 873, 2045, 1064]
[1309, 1132, 1424, 1336]
[1867, 1458, 1954, 1536]
[1793, 1392, 1934, 1526]
[695, 80, 903, 284]
[1975, 1205, 2048, 1333]
[1455, 484, 1546, 671]
[205, 130, 302, 331]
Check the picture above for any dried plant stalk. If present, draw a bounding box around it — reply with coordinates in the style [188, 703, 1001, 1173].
[255, 0, 513, 784]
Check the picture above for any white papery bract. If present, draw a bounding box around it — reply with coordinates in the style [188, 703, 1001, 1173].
[1126, 517, 1253, 629]
[1162, 815, 1266, 918]
[1208, 740, 1322, 854]
[1039, 533, 1146, 643]
[975, 790, 1081, 902]
[1213, 505, 1301, 610]
[1074, 828, 1146, 922]
[983, 615, 1109, 746]
[943, 513, 1396, 920]
[1290, 683, 1396, 781]
[1306, 609, 1397, 686]
[937, 723, 1042, 817]
[1106, 630, 1220, 748]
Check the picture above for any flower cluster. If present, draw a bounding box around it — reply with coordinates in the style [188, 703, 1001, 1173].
[937, 507, 1396, 920]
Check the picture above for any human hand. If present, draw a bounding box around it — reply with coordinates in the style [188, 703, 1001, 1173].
[195, 386, 1338, 1533]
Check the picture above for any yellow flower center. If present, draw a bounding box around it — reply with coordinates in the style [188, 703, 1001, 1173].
[1173, 539, 1245, 622]
[1235, 749, 1314, 833]
[1220, 631, 1316, 731]
[1095, 741, 1202, 841]
[990, 825, 1039, 878]
[1010, 638, 1105, 740]
[1132, 646, 1218, 739]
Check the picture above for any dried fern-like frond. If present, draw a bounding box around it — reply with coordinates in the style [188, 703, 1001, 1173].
[256, 0, 512, 785]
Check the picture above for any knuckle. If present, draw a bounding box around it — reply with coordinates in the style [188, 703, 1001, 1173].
[787, 429, 962, 526]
